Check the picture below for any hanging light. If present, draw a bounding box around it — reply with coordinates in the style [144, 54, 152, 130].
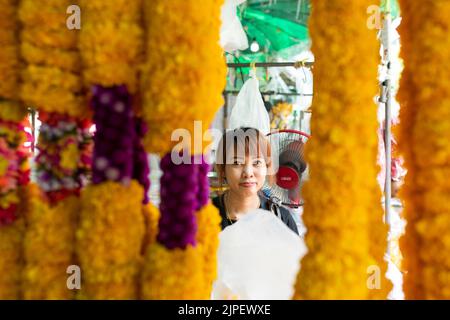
[250, 38, 260, 53]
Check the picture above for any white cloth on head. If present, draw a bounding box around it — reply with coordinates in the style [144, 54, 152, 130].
[228, 70, 271, 135]
[211, 209, 307, 300]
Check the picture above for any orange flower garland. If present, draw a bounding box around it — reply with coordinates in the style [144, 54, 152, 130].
[0, 0, 20, 104]
[19, 0, 87, 118]
[0, 0, 26, 123]
[17, 0, 94, 300]
[0, 217, 24, 299]
[141, 242, 204, 300]
[196, 203, 222, 298]
[76, 0, 147, 300]
[398, 0, 450, 299]
[140, 201, 221, 300]
[78, 0, 143, 92]
[20, 107, 89, 295]
[0, 185, 35, 299]
[22, 186, 78, 300]
[76, 181, 145, 300]
[0, 0, 29, 299]
[293, 0, 390, 299]
[141, 0, 226, 155]
[140, 0, 225, 301]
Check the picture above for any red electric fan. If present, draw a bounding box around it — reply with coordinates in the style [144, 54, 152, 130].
[261, 129, 310, 208]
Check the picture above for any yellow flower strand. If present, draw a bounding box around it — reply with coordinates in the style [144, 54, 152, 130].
[0, 0, 27, 121]
[0, 1, 28, 294]
[141, 242, 205, 300]
[18, 0, 87, 118]
[75, 0, 146, 300]
[139, 202, 221, 300]
[196, 203, 222, 298]
[22, 185, 78, 300]
[139, 0, 225, 301]
[139, 204, 205, 300]
[78, 0, 143, 92]
[141, 0, 226, 155]
[0, 184, 36, 299]
[398, 0, 450, 299]
[0, 217, 24, 299]
[0, 0, 19, 101]
[293, 0, 390, 299]
[76, 181, 145, 299]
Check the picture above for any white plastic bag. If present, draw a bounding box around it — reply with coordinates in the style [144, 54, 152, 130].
[220, 0, 248, 53]
[228, 70, 271, 135]
[264, 67, 291, 95]
[211, 209, 307, 300]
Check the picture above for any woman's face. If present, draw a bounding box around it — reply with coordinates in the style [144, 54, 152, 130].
[224, 154, 267, 197]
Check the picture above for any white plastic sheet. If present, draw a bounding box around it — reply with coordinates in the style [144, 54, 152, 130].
[220, 0, 248, 53]
[211, 209, 307, 300]
[228, 70, 271, 135]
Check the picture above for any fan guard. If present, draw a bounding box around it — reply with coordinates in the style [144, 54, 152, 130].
[261, 129, 310, 208]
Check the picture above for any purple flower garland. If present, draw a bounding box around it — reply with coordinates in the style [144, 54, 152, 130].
[91, 85, 150, 203]
[91, 85, 136, 185]
[157, 152, 201, 249]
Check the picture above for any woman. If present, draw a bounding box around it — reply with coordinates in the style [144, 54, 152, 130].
[212, 127, 298, 235]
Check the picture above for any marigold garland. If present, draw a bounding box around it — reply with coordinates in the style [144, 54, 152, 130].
[141, 0, 226, 155]
[398, 0, 450, 299]
[20, 109, 91, 300]
[0, 0, 30, 299]
[0, 0, 20, 102]
[0, 216, 24, 299]
[18, 0, 87, 118]
[140, 1, 225, 301]
[194, 156, 221, 298]
[20, 42, 81, 73]
[22, 185, 78, 300]
[0, 182, 35, 300]
[396, 0, 431, 299]
[76, 0, 149, 300]
[17, 0, 92, 302]
[293, 0, 390, 299]
[78, 0, 143, 92]
[76, 181, 145, 299]
[0, 0, 27, 163]
[141, 242, 204, 300]
[196, 203, 221, 298]
[141, 154, 218, 299]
